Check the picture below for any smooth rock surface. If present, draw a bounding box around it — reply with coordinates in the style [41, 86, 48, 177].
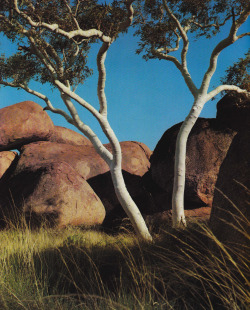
[0, 161, 105, 228]
[48, 126, 92, 146]
[0, 101, 54, 151]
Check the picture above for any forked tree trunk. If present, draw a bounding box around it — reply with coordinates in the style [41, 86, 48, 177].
[172, 95, 206, 227]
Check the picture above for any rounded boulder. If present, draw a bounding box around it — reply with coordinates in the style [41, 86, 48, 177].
[0, 101, 54, 151]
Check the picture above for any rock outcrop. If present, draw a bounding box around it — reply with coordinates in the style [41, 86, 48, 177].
[149, 118, 237, 209]
[17, 141, 108, 180]
[210, 128, 250, 245]
[0, 161, 105, 228]
[0, 101, 54, 151]
[48, 126, 92, 146]
[216, 93, 250, 130]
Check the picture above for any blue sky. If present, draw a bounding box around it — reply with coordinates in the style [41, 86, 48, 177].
[0, 18, 249, 150]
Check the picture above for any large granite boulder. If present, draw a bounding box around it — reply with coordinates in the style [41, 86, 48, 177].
[17, 141, 108, 180]
[0, 151, 18, 179]
[149, 118, 237, 210]
[0, 161, 105, 228]
[0, 140, 152, 228]
[0, 101, 54, 151]
[48, 126, 92, 146]
[17, 140, 152, 180]
[210, 129, 250, 245]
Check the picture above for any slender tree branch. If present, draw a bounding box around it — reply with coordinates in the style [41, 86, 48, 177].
[156, 28, 181, 53]
[54, 80, 102, 121]
[161, 0, 197, 97]
[238, 32, 250, 39]
[62, 0, 81, 30]
[152, 47, 198, 97]
[201, 3, 250, 93]
[61, 93, 113, 164]
[118, 0, 135, 32]
[192, 15, 231, 30]
[206, 85, 249, 101]
[162, 0, 189, 68]
[97, 42, 110, 117]
[0, 80, 75, 123]
[13, 0, 112, 43]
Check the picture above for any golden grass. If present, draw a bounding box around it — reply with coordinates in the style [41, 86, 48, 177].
[0, 220, 249, 309]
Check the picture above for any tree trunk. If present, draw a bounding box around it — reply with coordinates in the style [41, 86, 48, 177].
[105, 130, 152, 241]
[172, 96, 206, 227]
[110, 167, 152, 241]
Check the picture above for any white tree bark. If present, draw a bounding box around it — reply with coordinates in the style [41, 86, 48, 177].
[172, 95, 205, 227]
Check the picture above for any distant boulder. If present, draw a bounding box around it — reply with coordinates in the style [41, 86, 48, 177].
[0, 151, 18, 179]
[210, 129, 250, 245]
[150, 118, 237, 209]
[106, 141, 152, 176]
[0, 101, 54, 151]
[48, 126, 92, 146]
[0, 161, 105, 228]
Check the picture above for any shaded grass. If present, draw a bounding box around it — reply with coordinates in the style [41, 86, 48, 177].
[0, 221, 249, 309]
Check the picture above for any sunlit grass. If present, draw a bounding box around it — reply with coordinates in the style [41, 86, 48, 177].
[0, 218, 249, 309]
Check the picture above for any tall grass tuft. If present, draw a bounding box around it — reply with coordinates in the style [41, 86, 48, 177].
[0, 217, 249, 309]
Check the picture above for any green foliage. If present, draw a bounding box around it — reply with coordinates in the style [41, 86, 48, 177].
[221, 49, 250, 92]
[0, 0, 130, 89]
[134, 0, 249, 60]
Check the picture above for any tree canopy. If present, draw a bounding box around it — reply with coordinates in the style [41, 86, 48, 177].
[135, 0, 249, 61]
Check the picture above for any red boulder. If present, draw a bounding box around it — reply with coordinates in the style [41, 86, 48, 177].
[0, 101, 54, 151]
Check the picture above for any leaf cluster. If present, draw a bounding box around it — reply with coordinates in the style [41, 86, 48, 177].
[134, 0, 249, 60]
[221, 49, 250, 92]
[0, 0, 130, 89]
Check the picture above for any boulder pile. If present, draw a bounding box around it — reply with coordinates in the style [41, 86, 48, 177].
[0, 94, 248, 241]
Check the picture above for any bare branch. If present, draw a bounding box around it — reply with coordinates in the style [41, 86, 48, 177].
[192, 15, 231, 30]
[62, 0, 81, 30]
[160, 0, 197, 96]
[152, 47, 198, 97]
[97, 42, 110, 117]
[54, 80, 102, 122]
[206, 85, 249, 101]
[162, 0, 189, 68]
[0, 80, 74, 123]
[238, 32, 250, 39]
[61, 93, 113, 164]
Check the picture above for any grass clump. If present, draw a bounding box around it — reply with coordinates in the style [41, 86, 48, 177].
[0, 221, 249, 309]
